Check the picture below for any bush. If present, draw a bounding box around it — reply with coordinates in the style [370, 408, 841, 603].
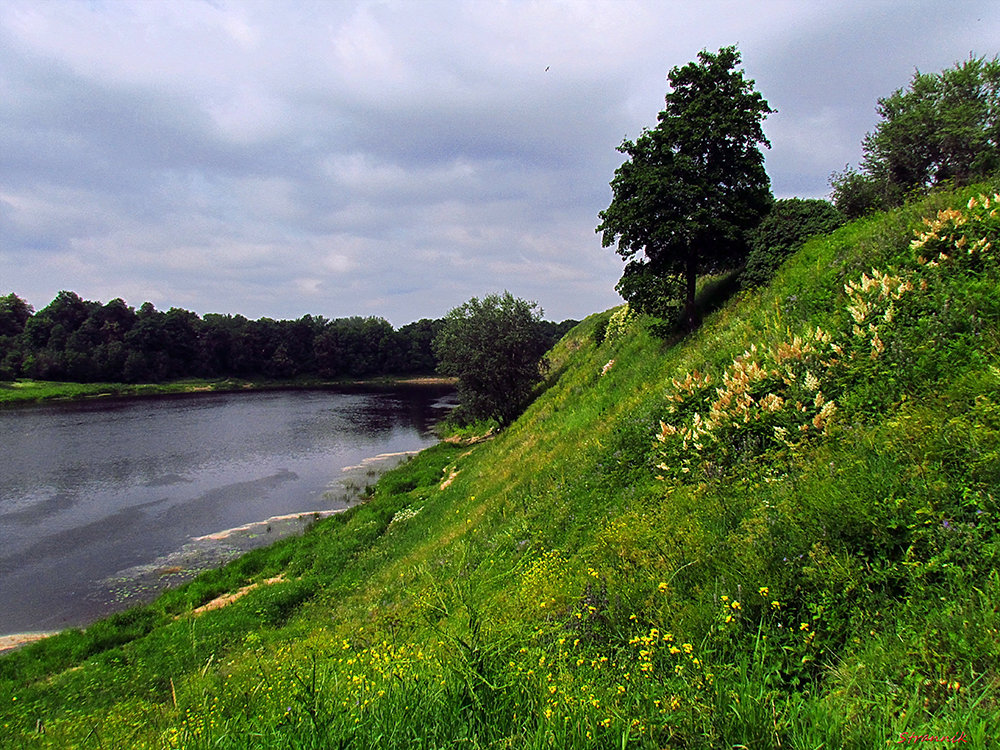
[829, 166, 896, 219]
[743, 199, 845, 287]
[432, 292, 551, 426]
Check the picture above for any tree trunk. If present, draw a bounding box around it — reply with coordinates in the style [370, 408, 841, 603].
[683, 254, 698, 331]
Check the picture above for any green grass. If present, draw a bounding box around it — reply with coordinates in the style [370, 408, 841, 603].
[0, 378, 261, 405]
[0, 375, 455, 406]
[3, 185, 1000, 747]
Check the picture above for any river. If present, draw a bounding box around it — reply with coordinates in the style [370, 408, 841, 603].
[0, 385, 454, 635]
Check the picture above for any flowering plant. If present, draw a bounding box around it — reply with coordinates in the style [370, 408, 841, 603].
[656, 194, 1000, 481]
[911, 194, 1000, 272]
[655, 327, 841, 479]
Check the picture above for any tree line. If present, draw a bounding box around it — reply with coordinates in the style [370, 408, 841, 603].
[0, 290, 575, 384]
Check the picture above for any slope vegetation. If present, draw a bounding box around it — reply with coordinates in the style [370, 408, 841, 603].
[3, 185, 1000, 747]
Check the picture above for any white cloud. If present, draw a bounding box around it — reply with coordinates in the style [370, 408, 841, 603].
[321, 250, 357, 275]
[2, 0, 998, 324]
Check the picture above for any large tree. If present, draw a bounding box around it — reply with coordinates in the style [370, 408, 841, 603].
[432, 292, 550, 427]
[832, 55, 1000, 218]
[598, 46, 773, 330]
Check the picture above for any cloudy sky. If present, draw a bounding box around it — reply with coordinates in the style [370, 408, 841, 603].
[1, 1, 997, 325]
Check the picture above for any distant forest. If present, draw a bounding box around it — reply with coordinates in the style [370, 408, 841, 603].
[0, 291, 576, 384]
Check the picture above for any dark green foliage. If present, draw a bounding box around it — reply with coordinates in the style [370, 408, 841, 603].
[591, 320, 609, 347]
[832, 55, 1000, 217]
[537, 318, 579, 348]
[0, 293, 33, 379]
[598, 45, 773, 329]
[395, 318, 446, 374]
[1, 291, 575, 387]
[433, 292, 551, 426]
[865, 55, 1000, 188]
[829, 166, 893, 219]
[613, 261, 684, 320]
[0, 293, 32, 338]
[314, 316, 395, 378]
[742, 198, 845, 287]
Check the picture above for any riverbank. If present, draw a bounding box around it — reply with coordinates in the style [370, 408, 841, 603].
[0, 632, 57, 655]
[0, 375, 456, 407]
[0, 449, 422, 653]
[103, 448, 422, 610]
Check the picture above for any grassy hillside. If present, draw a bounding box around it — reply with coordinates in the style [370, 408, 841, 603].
[3, 185, 1000, 747]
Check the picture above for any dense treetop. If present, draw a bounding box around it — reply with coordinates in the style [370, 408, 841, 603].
[433, 292, 553, 426]
[831, 54, 1000, 217]
[598, 46, 773, 329]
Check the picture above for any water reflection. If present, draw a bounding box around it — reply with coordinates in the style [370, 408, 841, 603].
[0, 386, 454, 633]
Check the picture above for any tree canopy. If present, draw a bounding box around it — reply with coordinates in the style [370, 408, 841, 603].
[0, 289, 574, 388]
[0, 291, 439, 383]
[432, 292, 551, 427]
[598, 45, 774, 329]
[832, 55, 1000, 218]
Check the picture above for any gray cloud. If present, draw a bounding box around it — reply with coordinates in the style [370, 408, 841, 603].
[1, 0, 998, 324]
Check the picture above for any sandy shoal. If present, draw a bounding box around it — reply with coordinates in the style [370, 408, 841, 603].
[0, 632, 56, 654]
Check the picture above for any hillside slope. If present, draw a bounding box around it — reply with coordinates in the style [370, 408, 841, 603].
[3, 186, 1000, 747]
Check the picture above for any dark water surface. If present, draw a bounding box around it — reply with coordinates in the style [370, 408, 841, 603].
[0, 386, 454, 634]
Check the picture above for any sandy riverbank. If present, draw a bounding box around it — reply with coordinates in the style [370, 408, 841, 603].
[101, 449, 422, 609]
[190, 509, 344, 542]
[0, 632, 57, 654]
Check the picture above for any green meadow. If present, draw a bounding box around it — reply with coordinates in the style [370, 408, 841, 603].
[0, 378, 291, 406]
[0, 376, 455, 407]
[0, 379, 210, 405]
[3, 184, 1000, 746]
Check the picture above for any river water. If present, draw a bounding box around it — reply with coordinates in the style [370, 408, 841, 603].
[0, 386, 454, 635]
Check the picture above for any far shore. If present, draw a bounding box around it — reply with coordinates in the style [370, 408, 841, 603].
[0, 375, 457, 408]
